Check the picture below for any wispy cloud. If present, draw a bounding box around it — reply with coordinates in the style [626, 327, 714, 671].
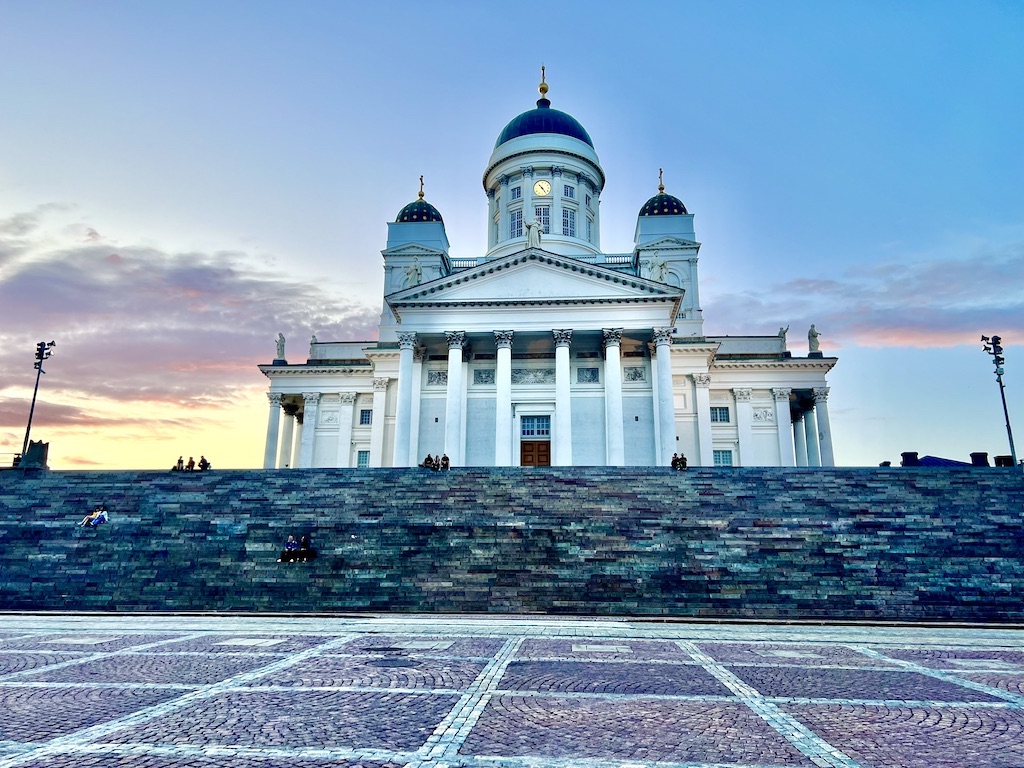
[704, 243, 1024, 348]
[0, 206, 380, 430]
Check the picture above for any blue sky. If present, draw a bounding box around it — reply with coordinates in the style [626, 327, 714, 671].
[1, 1, 1021, 468]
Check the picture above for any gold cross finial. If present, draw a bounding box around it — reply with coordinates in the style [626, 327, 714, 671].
[418, 175, 425, 200]
[658, 168, 665, 193]
[539, 65, 549, 98]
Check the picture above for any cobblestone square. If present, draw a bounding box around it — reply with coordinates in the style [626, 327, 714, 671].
[0, 614, 1022, 768]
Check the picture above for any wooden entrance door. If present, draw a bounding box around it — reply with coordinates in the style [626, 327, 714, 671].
[520, 440, 551, 467]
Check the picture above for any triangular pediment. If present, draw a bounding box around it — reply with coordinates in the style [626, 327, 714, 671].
[387, 248, 683, 306]
[381, 243, 446, 258]
[636, 236, 701, 252]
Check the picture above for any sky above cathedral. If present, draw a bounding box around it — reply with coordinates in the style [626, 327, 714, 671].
[1, 1, 1022, 469]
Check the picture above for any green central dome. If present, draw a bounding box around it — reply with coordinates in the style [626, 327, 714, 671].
[495, 97, 594, 149]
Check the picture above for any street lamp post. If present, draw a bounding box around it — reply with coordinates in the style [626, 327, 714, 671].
[980, 335, 1017, 467]
[20, 340, 56, 462]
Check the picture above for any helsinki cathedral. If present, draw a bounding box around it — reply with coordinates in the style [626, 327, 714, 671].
[260, 71, 837, 470]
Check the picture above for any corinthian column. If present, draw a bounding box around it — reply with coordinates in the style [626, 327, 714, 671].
[653, 328, 676, 466]
[603, 328, 624, 465]
[336, 392, 356, 467]
[263, 392, 283, 469]
[553, 329, 573, 465]
[494, 331, 514, 466]
[733, 388, 753, 466]
[444, 331, 466, 465]
[692, 374, 713, 466]
[804, 407, 821, 467]
[297, 393, 320, 468]
[278, 403, 298, 469]
[813, 387, 835, 466]
[392, 332, 417, 467]
[772, 388, 795, 466]
[369, 378, 388, 467]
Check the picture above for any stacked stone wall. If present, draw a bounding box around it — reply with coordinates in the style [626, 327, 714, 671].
[0, 467, 1022, 620]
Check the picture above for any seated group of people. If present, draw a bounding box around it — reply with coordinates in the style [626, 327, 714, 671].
[79, 505, 109, 526]
[172, 455, 211, 472]
[278, 534, 317, 563]
[419, 453, 450, 470]
[670, 453, 688, 470]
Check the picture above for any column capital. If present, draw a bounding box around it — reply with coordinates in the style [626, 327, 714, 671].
[602, 328, 623, 347]
[498, 174, 510, 186]
[652, 327, 675, 345]
[283, 402, 299, 417]
[414, 345, 427, 362]
[732, 387, 752, 402]
[520, 166, 534, 178]
[486, 187, 496, 199]
[494, 330, 514, 349]
[813, 386, 830, 403]
[771, 387, 792, 402]
[302, 392, 321, 406]
[398, 332, 418, 350]
[692, 373, 712, 388]
[445, 331, 466, 350]
[553, 329, 573, 347]
[550, 165, 563, 177]
[372, 377, 389, 392]
[339, 392, 357, 405]
[267, 392, 284, 406]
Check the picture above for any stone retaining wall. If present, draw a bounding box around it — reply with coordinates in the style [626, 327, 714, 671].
[1, 467, 1022, 619]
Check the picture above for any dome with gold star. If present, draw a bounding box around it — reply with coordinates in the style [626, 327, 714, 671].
[396, 177, 443, 223]
[639, 171, 687, 216]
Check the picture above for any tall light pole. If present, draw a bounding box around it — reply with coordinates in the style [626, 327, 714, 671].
[981, 335, 1017, 467]
[20, 340, 56, 462]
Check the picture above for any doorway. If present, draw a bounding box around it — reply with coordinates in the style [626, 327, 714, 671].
[520, 440, 551, 466]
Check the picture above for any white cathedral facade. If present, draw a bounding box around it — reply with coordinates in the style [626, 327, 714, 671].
[260, 76, 837, 470]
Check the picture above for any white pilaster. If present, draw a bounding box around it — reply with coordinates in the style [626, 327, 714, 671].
[553, 329, 573, 466]
[369, 377, 388, 467]
[444, 331, 466, 465]
[653, 329, 676, 465]
[297, 392, 320, 468]
[495, 331, 514, 466]
[772, 388, 795, 467]
[263, 392, 283, 469]
[336, 392, 356, 468]
[693, 374, 713, 466]
[603, 328, 625, 465]
[392, 332, 417, 467]
[278, 403, 297, 469]
[733, 388, 753, 466]
[804, 407, 821, 467]
[793, 413, 808, 467]
[814, 387, 835, 467]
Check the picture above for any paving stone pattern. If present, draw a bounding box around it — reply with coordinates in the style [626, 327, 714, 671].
[3, 467, 1023, 620]
[1, 615, 1023, 768]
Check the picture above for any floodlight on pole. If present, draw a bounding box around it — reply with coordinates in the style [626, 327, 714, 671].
[20, 340, 56, 461]
[980, 334, 1017, 468]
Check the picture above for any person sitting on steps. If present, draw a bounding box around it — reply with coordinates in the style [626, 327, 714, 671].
[278, 535, 300, 563]
[440, 453, 450, 470]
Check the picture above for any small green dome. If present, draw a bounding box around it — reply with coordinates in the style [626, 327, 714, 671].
[639, 192, 687, 217]
[396, 199, 443, 223]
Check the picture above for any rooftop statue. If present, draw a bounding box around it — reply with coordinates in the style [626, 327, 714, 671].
[276, 333, 286, 360]
[526, 216, 543, 248]
[808, 324, 821, 353]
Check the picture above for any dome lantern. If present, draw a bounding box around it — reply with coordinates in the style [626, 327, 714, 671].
[639, 168, 687, 217]
[396, 175, 443, 223]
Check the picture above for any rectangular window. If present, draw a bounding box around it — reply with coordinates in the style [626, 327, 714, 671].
[509, 209, 523, 238]
[710, 406, 730, 423]
[562, 208, 576, 237]
[713, 449, 734, 467]
[563, 184, 575, 199]
[359, 409, 372, 425]
[534, 205, 550, 234]
[521, 415, 551, 437]
[586, 217, 593, 242]
[510, 186, 522, 200]
[585, 193, 592, 208]
[357, 450, 370, 468]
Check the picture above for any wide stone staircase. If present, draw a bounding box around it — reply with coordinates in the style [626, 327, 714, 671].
[1, 467, 1022, 620]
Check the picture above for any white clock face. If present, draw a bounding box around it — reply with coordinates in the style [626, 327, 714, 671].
[533, 180, 551, 196]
